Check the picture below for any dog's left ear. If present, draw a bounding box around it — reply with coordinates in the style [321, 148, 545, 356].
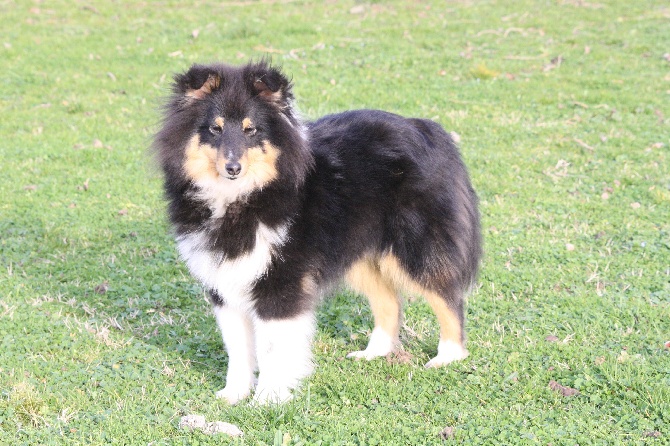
[249, 65, 292, 107]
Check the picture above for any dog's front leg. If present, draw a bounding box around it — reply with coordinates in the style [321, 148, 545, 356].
[213, 304, 257, 404]
[253, 312, 315, 404]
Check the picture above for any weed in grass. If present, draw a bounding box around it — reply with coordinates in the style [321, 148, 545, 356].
[4, 382, 49, 429]
[471, 63, 501, 80]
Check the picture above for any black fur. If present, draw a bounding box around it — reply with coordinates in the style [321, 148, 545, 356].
[154, 60, 480, 344]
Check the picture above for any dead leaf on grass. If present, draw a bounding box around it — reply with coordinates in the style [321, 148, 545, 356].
[549, 380, 579, 397]
[573, 137, 594, 152]
[545, 335, 559, 342]
[179, 414, 206, 430]
[77, 179, 90, 191]
[644, 431, 662, 438]
[82, 5, 100, 14]
[386, 350, 413, 364]
[543, 56, 563, 72]
[546, 159, 570, 179]
[94, 281, 109, 295]
[179, 414, 243, 437]
[438, 426, 455, 440]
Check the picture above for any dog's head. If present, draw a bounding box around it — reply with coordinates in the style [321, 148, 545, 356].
[156, 61, 311, 208]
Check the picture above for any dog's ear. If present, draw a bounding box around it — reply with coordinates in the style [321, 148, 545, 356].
[174, 64, 221, 100]
[248, 64, 292, 107]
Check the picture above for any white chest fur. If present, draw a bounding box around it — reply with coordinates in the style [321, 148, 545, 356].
[176, 223, 289, 310]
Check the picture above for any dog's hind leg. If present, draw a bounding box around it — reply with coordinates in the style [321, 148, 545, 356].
[422, 290, 469, 368]
[376, 254, 468, 368]
[345, 259, 402, 360]
[212, 304, 257, 405]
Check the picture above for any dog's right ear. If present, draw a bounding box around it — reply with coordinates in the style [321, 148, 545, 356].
[247, 62, 293, 108]
[173, 64, 220, 100]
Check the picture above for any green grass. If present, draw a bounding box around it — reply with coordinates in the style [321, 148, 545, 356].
[1, 0, 669, 444]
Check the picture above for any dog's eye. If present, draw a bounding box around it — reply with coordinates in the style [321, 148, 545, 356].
[209, 124, 222, 135]
[243, 126, 257, 136]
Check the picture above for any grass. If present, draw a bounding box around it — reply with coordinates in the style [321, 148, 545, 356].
[1, 0, 668, 444]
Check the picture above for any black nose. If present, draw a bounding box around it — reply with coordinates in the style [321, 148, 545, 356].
[225, 161, 241, 177]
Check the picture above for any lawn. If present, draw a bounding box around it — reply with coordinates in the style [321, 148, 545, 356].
[1, 0, 669, 444]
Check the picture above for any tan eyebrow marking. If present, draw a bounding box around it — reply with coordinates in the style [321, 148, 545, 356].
[242, 117, 253, 130]
[214, 116, 224, 127]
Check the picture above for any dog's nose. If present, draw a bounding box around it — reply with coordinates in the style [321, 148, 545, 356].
[225, 161, 241, 177]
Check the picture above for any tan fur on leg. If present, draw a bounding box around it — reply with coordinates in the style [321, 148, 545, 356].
[346, 259, 401, 359]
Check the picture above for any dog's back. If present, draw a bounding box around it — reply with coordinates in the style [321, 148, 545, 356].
[307, 110, 480, 289]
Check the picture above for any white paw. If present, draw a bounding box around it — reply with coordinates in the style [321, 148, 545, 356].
[347, 327, 397, 361]
[252, 385, 293, 405]
[215, 385, 252, 405]
[424, 340, 469, 368]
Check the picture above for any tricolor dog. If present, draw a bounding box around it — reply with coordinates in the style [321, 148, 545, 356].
[153, 61, 481, 404]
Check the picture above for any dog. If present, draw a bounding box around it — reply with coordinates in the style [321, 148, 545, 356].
[153, 61, 481, 404]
